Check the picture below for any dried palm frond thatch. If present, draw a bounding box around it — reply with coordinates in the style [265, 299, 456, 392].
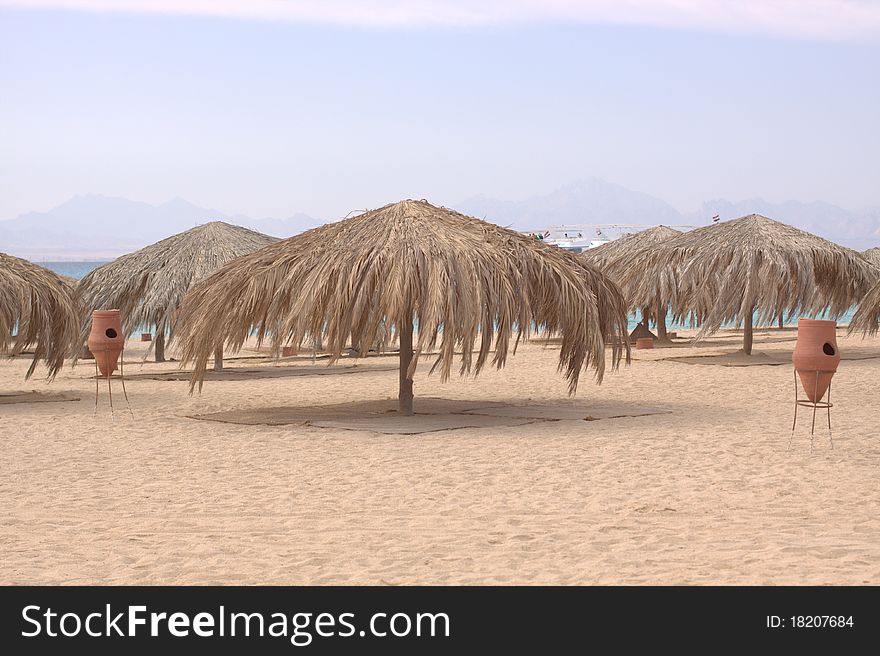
[862, 247, 880, 268]
[618, 214, 875, 354]
[851, 280, 880, 334]
[75, 222, 278, 367]
[851, 247, 880, 334]
[582, 225, 680, 339]
[174, 200, 631, 414]
[0, 252, 80, 379]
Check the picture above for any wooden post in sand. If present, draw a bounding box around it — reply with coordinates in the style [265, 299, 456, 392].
[655, 296, 668, 341]
[656, 311, 668, 341]
[398, 313, 414, 416]
[742, 308, 754, 355]
[155, 330, 166, 362]
[213, 345, 223, 371]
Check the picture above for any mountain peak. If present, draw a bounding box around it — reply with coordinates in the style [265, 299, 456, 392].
[456, 178, 684, 229]
[159, 196, 201, 210]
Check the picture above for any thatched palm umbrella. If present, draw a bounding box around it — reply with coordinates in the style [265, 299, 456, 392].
[583, 226, 680, 341]
[0, 252, 80, 379]
[76, 222, 277, 369]
[620, 214, 875, 355]
[173, 200, 630, 414]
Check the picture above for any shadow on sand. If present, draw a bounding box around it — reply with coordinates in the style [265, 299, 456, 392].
[189, 397, 671, 435]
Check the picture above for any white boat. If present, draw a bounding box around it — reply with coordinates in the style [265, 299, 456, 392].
[525, 223, 694, 253]
[525, 226, 606, 253]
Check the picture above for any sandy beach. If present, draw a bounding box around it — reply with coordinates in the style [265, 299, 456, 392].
[1, 328, 878, 585]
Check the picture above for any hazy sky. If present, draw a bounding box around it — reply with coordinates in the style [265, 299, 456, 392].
[1, 1, 878, 219]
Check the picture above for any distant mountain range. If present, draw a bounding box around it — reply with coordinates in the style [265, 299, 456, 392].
[456, 180, 880, 250]
[0, 194, 322, 260]
[2, 180, 878, 259]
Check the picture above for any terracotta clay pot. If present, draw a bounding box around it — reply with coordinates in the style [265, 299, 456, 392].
[635, 337, 654, 350]
[792, 318, 840, 403]
[141, 332, 152, 342]
[87, 309, 124, 377]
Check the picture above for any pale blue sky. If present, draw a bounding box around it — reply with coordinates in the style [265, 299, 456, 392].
[1, 2, 878, 219]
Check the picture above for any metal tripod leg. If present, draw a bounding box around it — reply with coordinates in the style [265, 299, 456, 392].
[827, 382, 833, 450]
[119, 347, 134, 418]
[789, 370, 797, 450]
[791, 370, 833, 453]
[107, 368, 114, 420]
[810, 371, 820, 453]
[94, 359, 99, 415]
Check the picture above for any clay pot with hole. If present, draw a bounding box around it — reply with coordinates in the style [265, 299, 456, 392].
[87, 309, 124, 377]
[792, 318, 840, 403]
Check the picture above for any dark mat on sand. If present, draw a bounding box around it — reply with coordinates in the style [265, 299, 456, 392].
[0, 390, 81, 405]
[126, 364, 397, 382]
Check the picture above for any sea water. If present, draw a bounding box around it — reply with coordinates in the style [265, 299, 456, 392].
[630, 307, 856, 332]
[40, 261, 107, 280]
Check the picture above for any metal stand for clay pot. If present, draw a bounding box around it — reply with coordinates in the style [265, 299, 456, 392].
[93, 347, 133, 419]
[789, 369, 833, 453]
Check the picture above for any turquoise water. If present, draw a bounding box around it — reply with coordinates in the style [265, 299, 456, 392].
[40, 261, 107, 280]
[631, 307, 856, 332]
[39, 261, 855, 331]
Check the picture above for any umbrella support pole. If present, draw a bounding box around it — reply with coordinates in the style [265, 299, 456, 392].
[398, 315, 414, 416]
[789, 370, 832, 453]
[742, 311, 754, 354]
[155, 330, 166, 363]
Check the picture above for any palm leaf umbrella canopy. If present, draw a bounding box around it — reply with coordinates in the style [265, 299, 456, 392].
[619, 214, 875, 354]
[862, 247, 880, 267]
[173, 200, 631, 415]
[851, 248, 880, 334]
[75, 221, 278, 367]
[0, 252, 80, 379]
[851, 281, 880, 334]
[582, 225, 680, 340]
